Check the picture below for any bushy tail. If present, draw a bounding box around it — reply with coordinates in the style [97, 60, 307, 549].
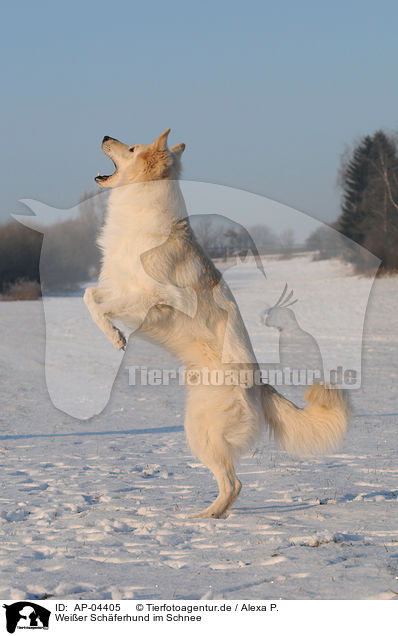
[262, 383, 349, 456]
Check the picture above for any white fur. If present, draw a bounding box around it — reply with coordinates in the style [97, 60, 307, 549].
[84, 131, 349, 518]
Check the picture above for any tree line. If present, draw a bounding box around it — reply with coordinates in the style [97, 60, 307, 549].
[0, 201, 299, 297]
[0, 194, 104, 297]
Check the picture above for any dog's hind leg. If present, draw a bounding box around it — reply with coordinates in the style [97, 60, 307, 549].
[194, 458, 242, 519]
[185, 406, 242, 518]
[83, 286, 127, 351]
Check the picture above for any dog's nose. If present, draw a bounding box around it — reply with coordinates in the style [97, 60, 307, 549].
[103, 135, 112, 143]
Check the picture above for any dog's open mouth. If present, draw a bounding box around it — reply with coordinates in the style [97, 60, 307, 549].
[95, 159, 117, 184]
[95, 136, 122, 186]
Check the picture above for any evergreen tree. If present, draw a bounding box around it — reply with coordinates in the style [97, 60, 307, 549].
[338, 135, 374, 246]
[338, 130, 398, 272]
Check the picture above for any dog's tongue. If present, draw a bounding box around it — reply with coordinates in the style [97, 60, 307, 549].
[95, 174, 108, 183]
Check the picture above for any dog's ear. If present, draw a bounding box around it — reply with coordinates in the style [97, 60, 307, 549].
[154, 128, 171, 151]
[170, 143, 185, 158]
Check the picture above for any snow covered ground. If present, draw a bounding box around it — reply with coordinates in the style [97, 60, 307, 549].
[0, 256, 397, 600]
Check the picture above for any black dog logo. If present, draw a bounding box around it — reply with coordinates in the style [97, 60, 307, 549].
[3, 602, 50, 633]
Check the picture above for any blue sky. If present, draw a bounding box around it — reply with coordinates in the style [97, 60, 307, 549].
[2, 0, 398, 234]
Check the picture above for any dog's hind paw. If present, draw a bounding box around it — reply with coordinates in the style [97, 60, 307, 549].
[112, 327, 127, 351]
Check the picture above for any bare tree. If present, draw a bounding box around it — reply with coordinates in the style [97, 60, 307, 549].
[279, 228, 295, 258]
[247, 224, 278, 254]
[192, 216, 215, 254]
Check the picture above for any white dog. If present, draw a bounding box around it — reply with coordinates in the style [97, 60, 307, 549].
[84, 129, 349, 518]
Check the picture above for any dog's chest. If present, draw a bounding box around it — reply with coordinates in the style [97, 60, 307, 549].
[100, 218, 172, 291]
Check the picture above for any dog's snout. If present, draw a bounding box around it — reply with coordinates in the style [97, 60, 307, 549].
[103, 135, 113, 143]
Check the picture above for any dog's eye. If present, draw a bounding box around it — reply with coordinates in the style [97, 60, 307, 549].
[129, 146, 135, 152]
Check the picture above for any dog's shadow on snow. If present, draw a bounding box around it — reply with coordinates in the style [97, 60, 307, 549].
[231, 488, 398, 516]
[0, 425, 184, 441]
[228, 501, 320, 515]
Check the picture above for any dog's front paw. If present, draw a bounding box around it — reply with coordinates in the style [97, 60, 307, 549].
[112, 327, 127, 351]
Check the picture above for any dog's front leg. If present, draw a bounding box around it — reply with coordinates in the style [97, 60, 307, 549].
[83, 286, 127, 351]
